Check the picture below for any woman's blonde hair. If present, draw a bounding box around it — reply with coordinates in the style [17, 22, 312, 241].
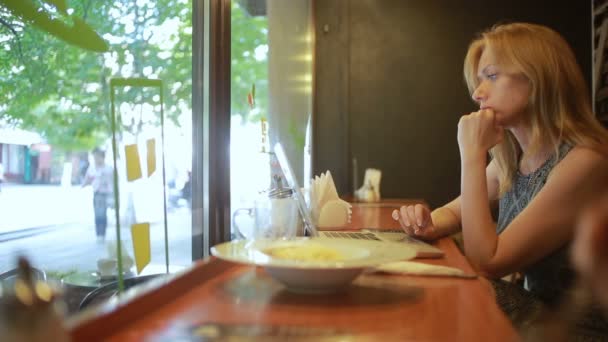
[463, 22, 608, 194]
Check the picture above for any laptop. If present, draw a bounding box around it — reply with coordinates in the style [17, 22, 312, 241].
[273, 142, 444, 259]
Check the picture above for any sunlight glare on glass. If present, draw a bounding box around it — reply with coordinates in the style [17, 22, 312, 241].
[290, 74, 312, 83]
[121, 64, 135, 76]
[103, 51, 120, 74]
[102, 33, 124, 45]
[159, 51, 172, 60]
[254, 44, 268, 61]
[108, 7, 122, 21]
[290, 54, 312, 62]
[58, 97, 75, 111]
[11, 66, 25, 74]
[298, 34, 312, 43]
[125, 51, 135, 64]
[85, 83, 101, 93]
[293, 86, 312, 95]
[147, 17, 181, 50]
[136, 0, 151, 7]
[143, 66, 154, 77]
[41, 3, 58, 15]
[171, 82, 183, 95]
[124, 18, 136, 35]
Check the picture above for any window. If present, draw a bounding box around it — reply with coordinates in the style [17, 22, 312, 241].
[0, 0, 194, 314]
[0, 0, 314, 315]
[229, 0, 314, 240]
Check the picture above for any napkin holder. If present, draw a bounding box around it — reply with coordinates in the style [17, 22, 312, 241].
[310, 170, 352, 229]
[317, 199, 352, 229]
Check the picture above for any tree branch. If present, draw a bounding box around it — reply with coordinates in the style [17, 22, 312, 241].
[0, 16, 26, 66]
[82, 0, 92, 21]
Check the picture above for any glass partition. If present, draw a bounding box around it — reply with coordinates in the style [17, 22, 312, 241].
[0, 0, 193, 314]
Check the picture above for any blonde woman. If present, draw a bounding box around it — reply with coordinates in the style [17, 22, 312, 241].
[392, 23, 608, 331]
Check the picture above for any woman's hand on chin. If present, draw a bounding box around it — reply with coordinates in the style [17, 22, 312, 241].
[457, 108, 504, 161]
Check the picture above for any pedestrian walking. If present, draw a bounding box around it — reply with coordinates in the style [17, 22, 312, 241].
[82, 148, 113, 242]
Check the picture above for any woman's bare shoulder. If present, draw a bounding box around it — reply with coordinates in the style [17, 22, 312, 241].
[563, 145, 608, 166]
[550, 145, 608, 189]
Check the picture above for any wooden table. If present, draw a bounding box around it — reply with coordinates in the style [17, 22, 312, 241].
[69, 201, 518, 341]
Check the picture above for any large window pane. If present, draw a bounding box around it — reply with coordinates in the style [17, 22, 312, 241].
[0, 0, 193, 315]
[230, 0, 270, 240]
[230, 0, 313, 239]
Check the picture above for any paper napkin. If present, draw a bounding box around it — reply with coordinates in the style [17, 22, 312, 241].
[310, 170, 352, 229]
[371, 261, 476, 279]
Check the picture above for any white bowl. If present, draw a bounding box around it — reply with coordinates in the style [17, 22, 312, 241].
[211, 237, 416, 293]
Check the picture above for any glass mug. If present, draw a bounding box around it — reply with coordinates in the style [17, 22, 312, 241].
[233, 190, 299, 240]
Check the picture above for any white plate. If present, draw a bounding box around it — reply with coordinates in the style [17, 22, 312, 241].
[211, 237, 416, 293]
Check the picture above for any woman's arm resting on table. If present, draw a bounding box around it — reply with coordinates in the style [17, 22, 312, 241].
[428, 203, 461, 239]
[392, 161, 500, 241]
[391, 200, 460, 241]
[464, 147, 608, 278]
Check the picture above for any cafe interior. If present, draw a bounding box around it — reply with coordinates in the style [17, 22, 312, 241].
[1, 0, 607, 341]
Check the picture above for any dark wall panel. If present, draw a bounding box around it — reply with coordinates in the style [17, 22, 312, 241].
[314, 0, 591, 208]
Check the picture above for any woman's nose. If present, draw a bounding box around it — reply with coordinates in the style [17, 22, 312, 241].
[471, 83, 486, 103]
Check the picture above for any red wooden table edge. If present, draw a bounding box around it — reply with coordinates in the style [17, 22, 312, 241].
[68, 258, 237, 341]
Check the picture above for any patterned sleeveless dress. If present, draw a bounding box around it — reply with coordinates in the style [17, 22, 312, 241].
[496, 143, 574, 306]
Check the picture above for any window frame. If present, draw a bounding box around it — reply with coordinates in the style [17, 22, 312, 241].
[192, 0, 232, 259]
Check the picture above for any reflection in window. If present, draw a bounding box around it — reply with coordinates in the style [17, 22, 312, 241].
[230, 0, 313, 239]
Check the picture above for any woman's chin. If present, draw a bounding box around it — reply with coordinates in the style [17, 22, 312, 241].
[494, 114, 518, 128]
[494, 114, 506, 126]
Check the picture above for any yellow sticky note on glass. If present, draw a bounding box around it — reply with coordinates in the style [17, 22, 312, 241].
[147, 139, 156, 177]
[125, 144, 142, 181]
[131, 222, 151, 274]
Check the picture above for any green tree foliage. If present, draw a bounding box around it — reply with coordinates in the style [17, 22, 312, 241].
[230, 1, 268, 121]
[0, 0, 193, 150]
[0, 0, 269, 151]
